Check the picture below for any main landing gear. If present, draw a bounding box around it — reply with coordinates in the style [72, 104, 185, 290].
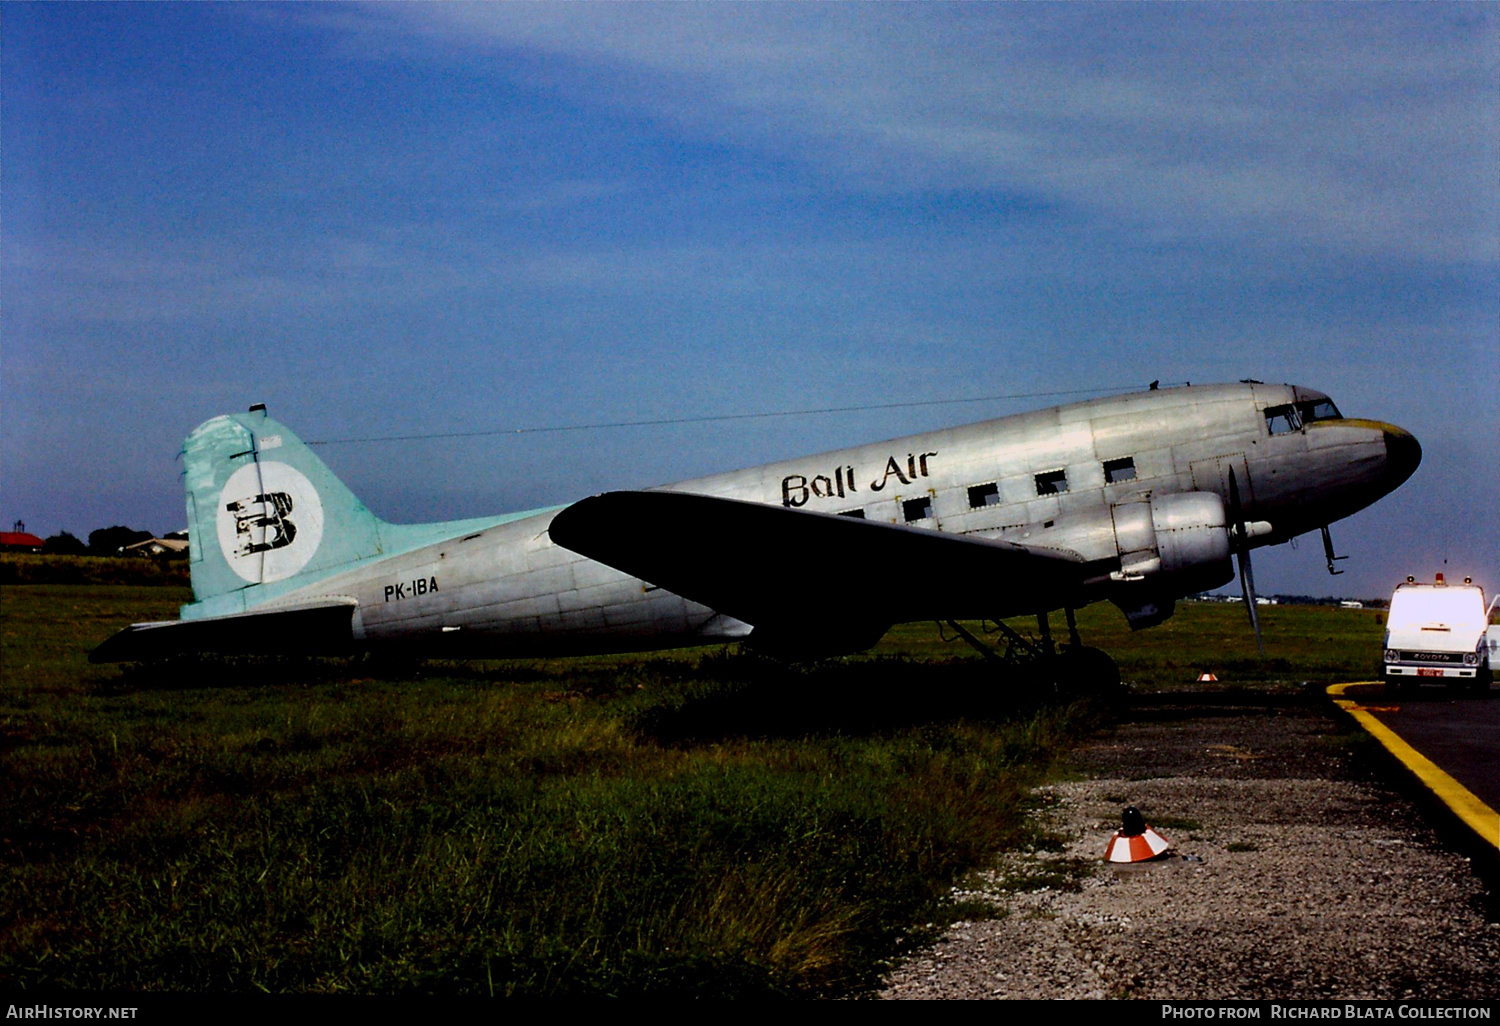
[942, 607, 1122, 703]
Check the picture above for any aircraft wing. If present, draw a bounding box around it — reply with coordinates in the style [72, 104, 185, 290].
[549, 490, 1092, 633]
[89, 598, 359, 663]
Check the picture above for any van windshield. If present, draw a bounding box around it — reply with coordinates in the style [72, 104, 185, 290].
[1387, 589, 1486, 630]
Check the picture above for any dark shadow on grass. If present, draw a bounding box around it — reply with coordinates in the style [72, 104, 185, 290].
[95, 650, 728, 696]
[628, 653, 1066, 744]
[95, 653, 374, 693]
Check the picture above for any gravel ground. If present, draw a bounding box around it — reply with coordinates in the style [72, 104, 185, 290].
[881, 693, 1500, 1001]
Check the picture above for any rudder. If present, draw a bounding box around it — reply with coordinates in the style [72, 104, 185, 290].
[182, 405, 386, 611]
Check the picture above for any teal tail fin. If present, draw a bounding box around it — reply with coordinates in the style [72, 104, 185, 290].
[182, 405, 386, 610]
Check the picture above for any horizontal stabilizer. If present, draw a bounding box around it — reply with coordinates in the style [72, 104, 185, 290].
[549, 490, 1089, 631]
[89, 599, 359, 663]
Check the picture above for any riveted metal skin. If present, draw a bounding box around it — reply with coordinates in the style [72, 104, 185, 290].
[92, 382, 1419, 662]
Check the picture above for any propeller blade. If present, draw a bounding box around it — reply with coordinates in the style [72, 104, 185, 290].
[1237, 546, 1265, 655]
[1227, 468, 1265, 655]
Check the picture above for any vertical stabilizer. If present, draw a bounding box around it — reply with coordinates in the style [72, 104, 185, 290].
[182, 407, 385, 611]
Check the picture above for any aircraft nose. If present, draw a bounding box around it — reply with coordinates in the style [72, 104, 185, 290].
[1383, 424, 1421, 488]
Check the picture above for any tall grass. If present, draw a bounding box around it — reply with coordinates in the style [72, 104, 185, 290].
[1, 584, 1100, 996]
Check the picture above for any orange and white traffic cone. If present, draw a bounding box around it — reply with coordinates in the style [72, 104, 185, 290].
[1104, 806, 1172, 863]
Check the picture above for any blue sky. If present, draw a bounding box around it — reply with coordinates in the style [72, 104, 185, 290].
[3, 2, 1496, 600]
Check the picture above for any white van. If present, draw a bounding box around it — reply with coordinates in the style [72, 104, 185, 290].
[1383, 575, 1495, 695]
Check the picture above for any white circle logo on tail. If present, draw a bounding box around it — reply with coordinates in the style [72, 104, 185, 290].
[216, 461, 324, 583]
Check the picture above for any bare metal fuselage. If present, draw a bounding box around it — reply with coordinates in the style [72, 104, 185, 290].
[234, 382, 1416, 657]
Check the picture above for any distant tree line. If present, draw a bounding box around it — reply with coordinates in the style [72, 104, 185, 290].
[1194, 591, 1389, 609]
[40, 527, 182, 557]
[1271, 593, 1388, 608]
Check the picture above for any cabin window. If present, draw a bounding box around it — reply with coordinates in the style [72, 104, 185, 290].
[968, 483, 1000, 508]
[1103, 457, 1136, 484]
[837, 508, 866, 519]
[1264, 404, 1302, 435]
[902, 497, 933, 522]
[1034, 469, 1068, 495]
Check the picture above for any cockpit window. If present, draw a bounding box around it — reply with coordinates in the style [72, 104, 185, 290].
[1301, 399, 1342, 422]
[1265, 399, 1343, 435]
[1264, 404, 1301, 435]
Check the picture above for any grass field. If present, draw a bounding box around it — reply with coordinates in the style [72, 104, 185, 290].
[0, 574, 1388, 996]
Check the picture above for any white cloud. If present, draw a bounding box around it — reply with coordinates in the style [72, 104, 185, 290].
[328, 3, 1497, 266]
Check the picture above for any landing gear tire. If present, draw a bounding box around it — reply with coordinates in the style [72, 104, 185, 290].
[1055, 646, 1123, 704]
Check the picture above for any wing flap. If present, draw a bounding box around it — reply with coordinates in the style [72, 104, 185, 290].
[89, 599, 359, 663]
[549, 490, 1089, 630]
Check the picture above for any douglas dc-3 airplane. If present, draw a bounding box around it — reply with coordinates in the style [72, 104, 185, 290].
[92, 382, 1420, 684]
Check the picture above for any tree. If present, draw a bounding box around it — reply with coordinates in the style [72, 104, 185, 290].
[87, 526, 153, 556]
[42, 531, 87, 555]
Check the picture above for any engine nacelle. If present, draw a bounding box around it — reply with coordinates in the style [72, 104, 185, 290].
[996, 491, 1235, 629]
[1109, 492, 1234, 629]
[1111, 492, 1233, 590]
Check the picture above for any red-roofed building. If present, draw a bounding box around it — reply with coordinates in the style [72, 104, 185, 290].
[0, 532, 45, 552]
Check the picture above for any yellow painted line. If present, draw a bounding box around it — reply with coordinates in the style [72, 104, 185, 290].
[1327, 682, 1499, 852]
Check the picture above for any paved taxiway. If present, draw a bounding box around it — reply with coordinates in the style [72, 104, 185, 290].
[1329, 682, 1499, 852]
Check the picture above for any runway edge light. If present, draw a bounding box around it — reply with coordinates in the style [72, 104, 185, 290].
[1105, 806, 1173, 863]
